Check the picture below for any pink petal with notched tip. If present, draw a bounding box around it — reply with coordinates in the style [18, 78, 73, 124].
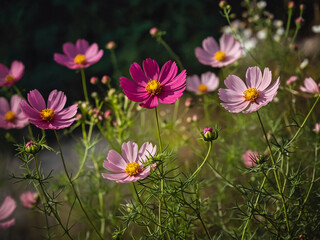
[76, 39, 89, 54]
[27, 90, 46, 111]
[159, 61, 178, 85]
[158, 88, 185, 104]
[85, 49, 103, 64]
[224, 75, 247, 92]
[129, 63, 148, 87]
[121, 141, 139, 163]
[143, 59, 159, 80]
[246, 66, 262, 89]
[138, 142, 157, 162]
[221, 101, 250, 113]
[107, 150, 128, 169]
[47, 90, 67, 112]
[218, 88, 245, 103]
[140, 95, 159, 109]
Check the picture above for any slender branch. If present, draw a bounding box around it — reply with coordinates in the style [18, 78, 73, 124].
[80, 68, 89, 103]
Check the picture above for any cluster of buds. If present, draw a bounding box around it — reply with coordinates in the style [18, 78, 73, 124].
[201, 126, 219, 142]
[88, 107, 103, 122]
[186, 114, 198, 123]
[90, 75, 111, 85]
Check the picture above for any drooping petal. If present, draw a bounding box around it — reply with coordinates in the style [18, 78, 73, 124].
[0, 196, 16, 222]
[220, 100, 249, 113]
[27, 90, 46, 111]
[101, 172, 128, 181]
[121, 141, 139, 163]
[143, 58, 159, 80]
[47, 90, 67, 112]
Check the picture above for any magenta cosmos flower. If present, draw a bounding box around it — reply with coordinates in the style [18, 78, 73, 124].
[218, 66, 280, 113]
[0, 61, 24, 87]
[20, 89, 78, 129]
[0, 95, 29, 129]
[54, 39, 103, 69]
[102, 141, 157, 183]
[300, 77, 320, 95]
[0, 196, 16, 229]
[187, 72, 219, 94]
[20, 192, 38, 209]
[120, 58, 186, 109]
[195, 34, 242, 68]
[242, 150, 259, 167]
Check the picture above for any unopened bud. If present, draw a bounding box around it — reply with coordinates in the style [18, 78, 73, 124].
[219, 1, 227, 8]
[201, 127, 218, 142]
[288, 1, 294, 9]
[91, 92, 98, 98]
[76, 113, 82, 120]
[101, 75, 110, 84]
[24, 141, 41, 154]
[149, 27, 159, 37]
[106, 41, 116, 50]
[299, 4, 304, 11]
[104, 110, 111, 120]
[90, 76, 98, 85]
[184, 97, 192, 107]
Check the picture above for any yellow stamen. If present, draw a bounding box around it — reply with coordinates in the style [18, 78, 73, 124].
[243, 88, 260, 102]
[145, 80, 162, 96]
[198, 84, 208, 93]
[125, 162, 141, 176]
[73, 54, 86, 65]
[40, 108, 55, 122]
[214, 50, 226, 61]
[5, 75, 14, 83]
[5, 111, 16, 123]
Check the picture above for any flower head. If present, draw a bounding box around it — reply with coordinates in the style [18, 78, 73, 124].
[187, 72, 219, 94]
[20, 192, 38, 209]
[20, 89, 78, 129]
[218, 66, 280, 113]
[0, 95, 29, 129]
[120, 58, 186, 109]
[201, 126, 219, 141]
[0, 196, 16, 229]
[54, 39, 103, 69]
[0, 61, 24, 87]
[102, 141, 156, 183]
[300, 77, 320, 95]
[195, 34, 242, 68]
[242, 150, 259, 167]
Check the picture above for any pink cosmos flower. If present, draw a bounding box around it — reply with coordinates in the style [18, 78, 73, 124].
[54, 39, 103, 69]
[20, 89, 78, 129]
[0, 61, 24, 87]
[0, 95, 29, 129]
[120, 58, 186, 109]
[300, 77, 320, 95]
[187, 72, 219, 94]
[102, 141, 156, 183]
[286, 75, 298, 85]
[195, 34, 242, 68]
[20, 192, 38, 209]
[218, 66, 280, 113]
[242, 150, 259, 167]
[0, 196, 16, 229]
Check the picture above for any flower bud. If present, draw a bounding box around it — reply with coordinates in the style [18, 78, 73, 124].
[90, 76, 98, 85]
[314, 123, 320, 133]
[106, 41, 116, 50]
[219, 1, 227, 8]
[101, 75, 110, 84]
[149, 27, 159, 37]
[299, 4, 304, 11]
[184, 97, 192, 107]
[104, 110, 111, 120]
[76, 113, 82, 120]
[288, 1, 294, 9]
[91, 92, 98, 98]
[201, 126, 218, 142]
[24, 141, 41, 154]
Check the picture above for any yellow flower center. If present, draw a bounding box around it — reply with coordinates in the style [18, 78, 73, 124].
[145, 80, 162, 95]
[214, 51, 226, 61]
[243, 88, 260, 102]
[5, 111, 16, 123]
[73, 54, 86, 65]
[40, 108, 55, 122]
[198, 84, 208, 93]
[125, 162, 141, 176]
[5, 75, 14, 83]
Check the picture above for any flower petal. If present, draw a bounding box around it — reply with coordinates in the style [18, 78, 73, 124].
[0, 97, 10, 115]
[47, 90, 67, 112]
[143, 59, 159, 80]
[0, 196, 16, 222]
[140, 95, 159, 109]
[186, 75, 201, 93]
[101, 172, 128, 181]
[159, 61, 178, 85]
[10, 61, 24, 81]
[120, 77, 149, 102]
[129, 62, 148, 87]
[62, 42, 77, 58]
[138, 142, 156, 162]
[121, 141, 138, 163]
[224, 75, 247, 92]
[27, 90, 46, 111]
[245, 66, 262, 89]
[76, 39, 89, 54]
[220, 100, 249, 113]
[106, 150, 127, 169]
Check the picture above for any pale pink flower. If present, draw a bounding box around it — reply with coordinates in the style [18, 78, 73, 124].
[0, 95, 29, 129]
[286, 75, 298, 85]
[0, 61, 24, 87]
[187, 72, 219, 94]
[20, 89, 78, 129]
[242, 150, 259, 167]
[218, 66, 280, 113]
[102, 141, 156, 183]
[195, 34, 242, 68]
[54, 39, 103, 69]
[20, 192, 38, 209]
[314, 123, 320, 133]
[0, 196, 16, 229]
[300, 77, 320, 95]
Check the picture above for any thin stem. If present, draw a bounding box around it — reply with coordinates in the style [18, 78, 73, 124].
[157, 37, 184, 71]
[256, 111, 290, 233]
[154, 107, 163, 152]
[33, 155, 73, 239]
[28, 125, 34, 140]
[13, 85, 22, 96]
[189, 141, 212, 180]
[284, 8, 292, 39]
[53, 130, 103, 240]
[80, 68, 89, 103]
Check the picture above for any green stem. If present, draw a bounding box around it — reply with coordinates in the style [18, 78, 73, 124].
[189, 141, 212, 180]
[80, 68, 89, 103]
[28, 125, 34, 140]
[157, 37, 184, 71]
[13, 85, 22, 96]
[256, 111, 290, 233]
[284, 8, 292, 39]
[154, 107, 163, 152]
[33, 154, 73, 239]
[54, 130, 103, 240]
